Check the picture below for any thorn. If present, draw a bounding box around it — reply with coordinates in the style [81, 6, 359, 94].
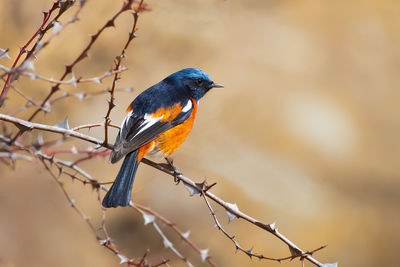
[74, 92, 85, 100]
[234, 241, 240, 251]
[52, 21, 62, 34]
[163, 238, 173, 249]
[23, 60, 35, 71]
[105, 20, 115, 28]
[55, 117, 70, 130]
[129, 32, 137, 41]
[90, 77, 101, 84]
[225, 202, 239, 222]
[182, 231, 190, 239]
[65, 64, 72, 74]
[77, 51, 88, 61]
[200, 249, 209, 262]
[90, 34, 98, 42]
[245, 247, 254, 259]
[117, 254, 128, 264]
[183, 183, 200, 197]
[0, 48, 10, 59]
[289, 246, 302, 259]
[204, 182, 217, 192]
[142, 212, 155, 225]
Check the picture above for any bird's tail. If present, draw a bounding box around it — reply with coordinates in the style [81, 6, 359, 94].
[102, 150, 139, 208]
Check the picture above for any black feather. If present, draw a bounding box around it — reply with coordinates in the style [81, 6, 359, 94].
[103, 151, 139, 208]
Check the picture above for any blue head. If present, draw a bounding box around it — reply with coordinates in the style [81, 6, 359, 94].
[165, 68, 223, 101]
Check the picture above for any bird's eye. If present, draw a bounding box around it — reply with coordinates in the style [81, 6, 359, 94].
[196, 78, 203, 86]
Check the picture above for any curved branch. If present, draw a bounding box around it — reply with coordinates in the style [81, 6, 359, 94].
[0, 113, 334, 266]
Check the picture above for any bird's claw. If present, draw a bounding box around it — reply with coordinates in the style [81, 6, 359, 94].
[173, 168, 182, 184]
[165, 157, 182, 184]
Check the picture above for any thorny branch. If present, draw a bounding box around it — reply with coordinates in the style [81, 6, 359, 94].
[0, 113, 335, 267]
[0, 0, 62, 105]
[40, 157, 169, 267]
[0, 113, 112, 148]
[8, 0, 146, 144]
[2, 132, 215, 266]
[200, 189, 326, 263]
[19, 66, 128, 86]
[103, 0, 145, 145]
[133, 203, 218, 267]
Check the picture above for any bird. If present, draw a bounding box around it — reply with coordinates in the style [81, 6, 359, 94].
[102, 68, 223, 208]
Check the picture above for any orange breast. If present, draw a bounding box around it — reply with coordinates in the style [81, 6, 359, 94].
[155, 99, 197, 156]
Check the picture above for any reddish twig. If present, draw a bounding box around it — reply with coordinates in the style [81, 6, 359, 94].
[0, 1, 61, 105]
[9, 0, 139, 144]
[73, 122, 120, 132]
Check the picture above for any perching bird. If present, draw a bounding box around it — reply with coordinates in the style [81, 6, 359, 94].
[102, 68, 223, 208]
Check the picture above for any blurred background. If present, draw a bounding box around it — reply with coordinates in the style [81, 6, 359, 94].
[1, 0, 399, 266]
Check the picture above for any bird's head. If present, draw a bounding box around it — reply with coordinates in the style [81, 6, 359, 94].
[167, 68, 223, 101]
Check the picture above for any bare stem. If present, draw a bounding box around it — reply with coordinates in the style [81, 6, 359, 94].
[103, 0, 144, 145]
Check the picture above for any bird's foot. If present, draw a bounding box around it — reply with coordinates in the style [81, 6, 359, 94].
[165, 157, 182, 184]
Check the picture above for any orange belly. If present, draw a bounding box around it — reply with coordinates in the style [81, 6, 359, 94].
[136, 99, 197, 160]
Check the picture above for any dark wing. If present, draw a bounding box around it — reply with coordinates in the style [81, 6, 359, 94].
[110, 100, 193, 163]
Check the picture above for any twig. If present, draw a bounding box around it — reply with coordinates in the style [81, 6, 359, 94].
[9, 0, 140, 144]
[41, 158, 168, 267]
[200, 189, 326, 263]
[19, 66, 127, 86]
[0, 113, 330, 266]
[140, 158, 327, 267]
[134, 203, 218, 267]
[72, 122, 120, 131]
[0, 1, 61, 105]
[0, 113, 113, 149]
[103, 0, 144, 145]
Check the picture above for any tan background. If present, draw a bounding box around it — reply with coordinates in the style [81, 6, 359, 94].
[1, 0, 399, 266]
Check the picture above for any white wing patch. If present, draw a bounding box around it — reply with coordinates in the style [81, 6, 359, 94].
[182, 99, 192, 112]
[120, 111, 132, 129]
[135, 113, 163, 136]
[120, 100, 193, 141]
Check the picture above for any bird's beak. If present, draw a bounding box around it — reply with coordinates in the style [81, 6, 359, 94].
[210, 82, 224, 88]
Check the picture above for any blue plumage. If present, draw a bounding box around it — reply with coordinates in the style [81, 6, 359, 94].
[102, 68, 222, 208]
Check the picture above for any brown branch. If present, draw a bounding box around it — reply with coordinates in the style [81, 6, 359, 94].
[134, 203, 218, 267]
[0, 114, 333, 266]
[72, 122, 120, 131]
[0, 113, 113, 149]
[103, 0, 144, 145]
[200, 189, 326, 263]
[41, 158, 168, 267]
[140, 158, 328, 267]
[9, 0, 140, 144]
[20, 66, 128, 86]
[35, 148, 200, 266]
[0, 1, 61, 105]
